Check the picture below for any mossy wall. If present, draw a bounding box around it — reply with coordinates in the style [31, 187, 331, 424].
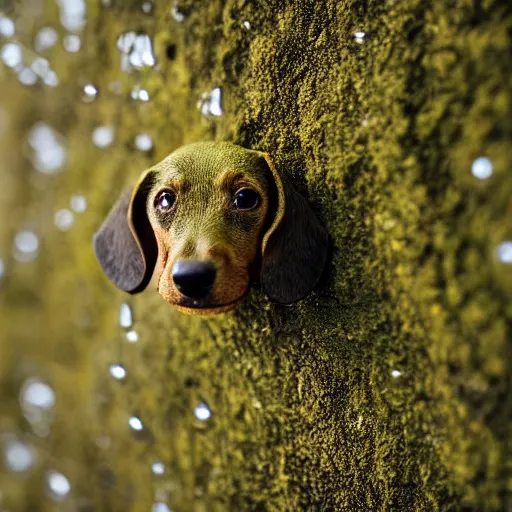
[0, 0, 510, 510]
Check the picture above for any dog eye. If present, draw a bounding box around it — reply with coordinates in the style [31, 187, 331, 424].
[155, 190, 176, 212]
[233, 188, 260, 210]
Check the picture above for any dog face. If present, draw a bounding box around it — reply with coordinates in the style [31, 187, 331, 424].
[93, 142, 329, 315]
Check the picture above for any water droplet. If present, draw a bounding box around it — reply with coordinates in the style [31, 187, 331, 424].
[63, 34, 81, 53]
[43, 70, 59, 87]
[47, 470, 71, 499]
[142, 1, 153, 13]
[82, 83, 98, 102]
[194, 402, 211, 421]
[152, 503, 172, 512]
[151, 462, 165, 475]
[130, 86, 150, 101]
[198, 87, 223, 117]
[354, 31, 366, 44]
[117, 32, 156, 71]
[35, 27, 58, 52]
[18, 67, 38, 86]
[119, 302, 133, 328]
[128, 416, 143, 431]
[497, 241, 512, 263]
[135, 133, 153, 152]
[126, 330, 139, 343]
[391, 370, 402, 378]
[117, 32, 137, 53]
[54, 209, 74, 231]
[92, 125, 115, 148]
[3, 439, 35, 473]
[170, 5, 186, 23]
[0, 17, 15, 38]
[243, 20, 251, 30]
[471, 156, 493, 180]
[21, 378, 56, 408]
[109, 364, 127, 380]
[56, 0, 87, 32]
[28, 122, 67, 174]
[13, 231, 39, 262]
[1, 43, 22, 68]
[30, 57, 50, 77]
[20, 377, 55, 436]
[0, 257, 5, 279]
[70, 194, 87, 213]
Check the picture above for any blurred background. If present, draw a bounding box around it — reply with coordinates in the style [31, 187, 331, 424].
[0, 1, 511, 511]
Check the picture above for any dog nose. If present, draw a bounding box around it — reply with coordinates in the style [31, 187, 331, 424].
[172, 260, 216, 299]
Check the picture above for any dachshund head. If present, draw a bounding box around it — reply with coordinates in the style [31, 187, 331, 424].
[93, 142, 329, 315]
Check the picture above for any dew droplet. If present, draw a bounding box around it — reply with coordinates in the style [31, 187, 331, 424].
[30, 57, 50, 77]
[243, 20, 251, 30]
[56, 0, 86, 32]
[13, 230, 39, 262]
[119, 302, 133, 328]
[151, 462, 165, 475]
[135, 133, 153, 152]
[28, 122, 67, 174]
[21, 378, 55, 408]
[35, 27, 58, 52]
[125, 330, 139, 343]
[0, 17, 15, 38]
[20, 377, 55, 436]
[198, 87, 223, 117]
[1, 42, 22, 68]
[82, 83, 98, 102]
[496, 241, 512, 263]
[43, 70, 59, 87]
[170, 5, 186, 23]
[70, 194, 87, 213]
[130, 86, 150, 101]
[3, 439, 35, 473]
[47, 470, 71, 500]
[355, 31, 366, 39]
[92, 125, 115, 148]
[117, 31, 137, 53]
[391, 369, 402, 378]
[117, 32, 156, 71]
[18, 67, 38, 86]
[152, 503, 172, 512]
[142, 1, 153, 13]
[128, 416, 143, 431]
[194, 402, 211, 421]
[109, 364, 127, 380]
[63, 34, 81, 53]
[471, 156, 493, 180]
[54, 209, 75, 231]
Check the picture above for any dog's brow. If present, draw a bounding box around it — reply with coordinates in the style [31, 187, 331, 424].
[161, 175, 187, 191]
[214, 168, 242, 190]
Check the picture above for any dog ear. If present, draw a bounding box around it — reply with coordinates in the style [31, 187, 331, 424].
[260, 154, 330, 304]
[93, 170, 158, 294]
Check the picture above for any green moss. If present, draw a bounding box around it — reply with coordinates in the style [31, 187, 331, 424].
[0, 0, 510, 510]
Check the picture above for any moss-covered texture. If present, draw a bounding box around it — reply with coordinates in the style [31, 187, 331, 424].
[0, 0, 511, 510]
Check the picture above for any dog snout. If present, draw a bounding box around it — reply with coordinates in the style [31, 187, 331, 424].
[171, 260, 216, 299]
